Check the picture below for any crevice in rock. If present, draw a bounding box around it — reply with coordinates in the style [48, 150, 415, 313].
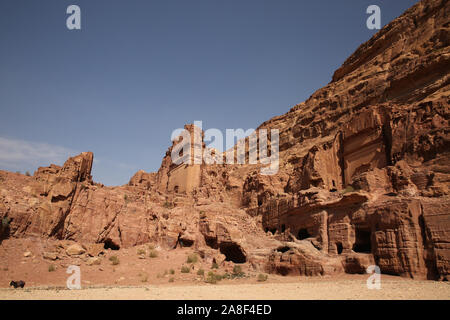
[276, 246, 290, 253]
[419, 211, 439, 280]
[103, 238, 120, 250]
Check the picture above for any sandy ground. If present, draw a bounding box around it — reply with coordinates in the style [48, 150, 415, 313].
[1, 276, 449, 300]
[1, 238, 449, 300]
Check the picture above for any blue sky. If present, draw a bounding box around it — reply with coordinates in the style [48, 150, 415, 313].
[0, 0, 418, 185]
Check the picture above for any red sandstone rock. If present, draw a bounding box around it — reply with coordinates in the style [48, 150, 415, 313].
[0, 0, 448, 281]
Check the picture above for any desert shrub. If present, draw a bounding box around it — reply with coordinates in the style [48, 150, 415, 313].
[221, 272, 231, 280]
[257, 274, 268, 282]
[25, 171, 31, 177]
[169, 277, 174, 283]
[197, 269, 204, 276]
[149, 250, 158, 258]
[137, 248, 146, 255]
[48, 264, 56, 272]
[205, 271, 222, 284]
[147, 243, 155, 250]
[181, 265, 190, 273]
[232, 265, 245, 278]
[109, 255, 120, 265]
[186, 253, 198, 264]
[232, 265, 242, 274]
[170, 269, 175, 275]
[211, 262, 219, 269]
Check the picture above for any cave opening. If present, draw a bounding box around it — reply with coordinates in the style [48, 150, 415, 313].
[336, 242, 343, 254]
[353, 227, 372, 253]
[219, 242, 246, 263]
[180, 238, 194, 247]
[204, 236, 218, 249]
[297, 228, 311, 240]
[103, 239, 120, 250]
[276, 246, 290, 253]
[176, 233, 194, 248]
[281, 224, 286, 233]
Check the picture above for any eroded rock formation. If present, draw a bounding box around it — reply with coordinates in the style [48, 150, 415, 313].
[0, 0, 448, 280]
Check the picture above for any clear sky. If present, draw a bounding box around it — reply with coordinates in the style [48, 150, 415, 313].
[0, 0, 418, 185]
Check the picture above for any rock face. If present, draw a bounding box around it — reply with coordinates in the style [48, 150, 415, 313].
[0, 0, 449, 280]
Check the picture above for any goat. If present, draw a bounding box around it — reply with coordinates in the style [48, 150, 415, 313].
[9, 280, 25, 288]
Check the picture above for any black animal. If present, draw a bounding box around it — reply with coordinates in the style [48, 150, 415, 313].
[9, 280, 25, 288]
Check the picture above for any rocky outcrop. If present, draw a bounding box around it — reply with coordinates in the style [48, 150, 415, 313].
[0, 0, 448, 281]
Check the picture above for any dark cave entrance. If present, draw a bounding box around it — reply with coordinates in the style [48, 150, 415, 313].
[336, 242, 343, 254]
[205, 236, 218, 249]
[281, 224, 286, 233]
[353, 227, 372, 253]
[176, 233, 194, 248]
[297, 228, 311, 240]
[103, 239, 120, 250]
[276, 246, 290, 253]
[219, 242, 246, 263]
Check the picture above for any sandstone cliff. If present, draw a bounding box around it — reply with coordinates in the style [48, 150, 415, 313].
[0, 0, 448, 280]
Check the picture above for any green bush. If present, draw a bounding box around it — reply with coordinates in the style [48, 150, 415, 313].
[232, 265, 245, 278]
[170, 269, 175, 275]
[109, 255, 120, 265]
[48, 264, 56, 272]
[181, 265, 190, 273]
[221, 272, 231, 280]
[137, 248, 146, 255]
[257, 274, 268, 282]
[205, 271, 222, 284]
[197, 269, 204, 276]
[232, 265, 242, 274]
[186, 253, 198, 264]
[211, 262, 219, 269]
